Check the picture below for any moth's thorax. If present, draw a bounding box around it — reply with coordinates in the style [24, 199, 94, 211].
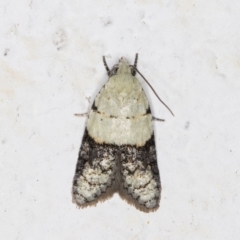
[95, 74, 149, 118]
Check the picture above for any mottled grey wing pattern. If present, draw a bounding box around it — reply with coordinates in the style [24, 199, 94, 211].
[118, 135, 161, 212]
[72, 130, 119, 207]
[72, 130, 161, 212]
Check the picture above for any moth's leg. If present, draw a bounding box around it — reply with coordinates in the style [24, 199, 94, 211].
[103, 56, 110, 76]
[131, 53, 138, 76]
[74, 112, 89, 117]
[152, 116, 165, 122]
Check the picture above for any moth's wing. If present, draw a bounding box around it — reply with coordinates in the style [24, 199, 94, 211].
[72, 130, 118, 208]
[118, 135, 161, 212]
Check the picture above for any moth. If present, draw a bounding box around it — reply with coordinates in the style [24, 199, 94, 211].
[72, 54, 173, 212]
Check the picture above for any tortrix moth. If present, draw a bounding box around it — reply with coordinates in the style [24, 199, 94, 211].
[72, 54, 173, 212]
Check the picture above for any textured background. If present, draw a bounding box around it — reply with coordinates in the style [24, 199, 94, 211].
[1, 0, 240, 239]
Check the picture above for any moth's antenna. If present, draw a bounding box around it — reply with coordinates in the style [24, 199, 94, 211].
[130, 65, 174, 116]
[103, 56, 110, 76]
[134, 53, 138, 68]
[132, 53, 138, 76]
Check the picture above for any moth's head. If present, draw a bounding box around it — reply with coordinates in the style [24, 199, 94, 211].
[117, 57, 131, 74]
[109, 57, 133, 76]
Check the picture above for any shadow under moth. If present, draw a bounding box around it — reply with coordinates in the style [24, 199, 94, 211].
[72, 54, 173, 212]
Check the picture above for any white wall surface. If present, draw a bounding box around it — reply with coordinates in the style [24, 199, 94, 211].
[1, 1, 240, 239]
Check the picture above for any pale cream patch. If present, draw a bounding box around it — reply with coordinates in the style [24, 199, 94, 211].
[87, 112, 153, 146]
[87, 61, 153, 146]
[95, 73, 149, 118]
